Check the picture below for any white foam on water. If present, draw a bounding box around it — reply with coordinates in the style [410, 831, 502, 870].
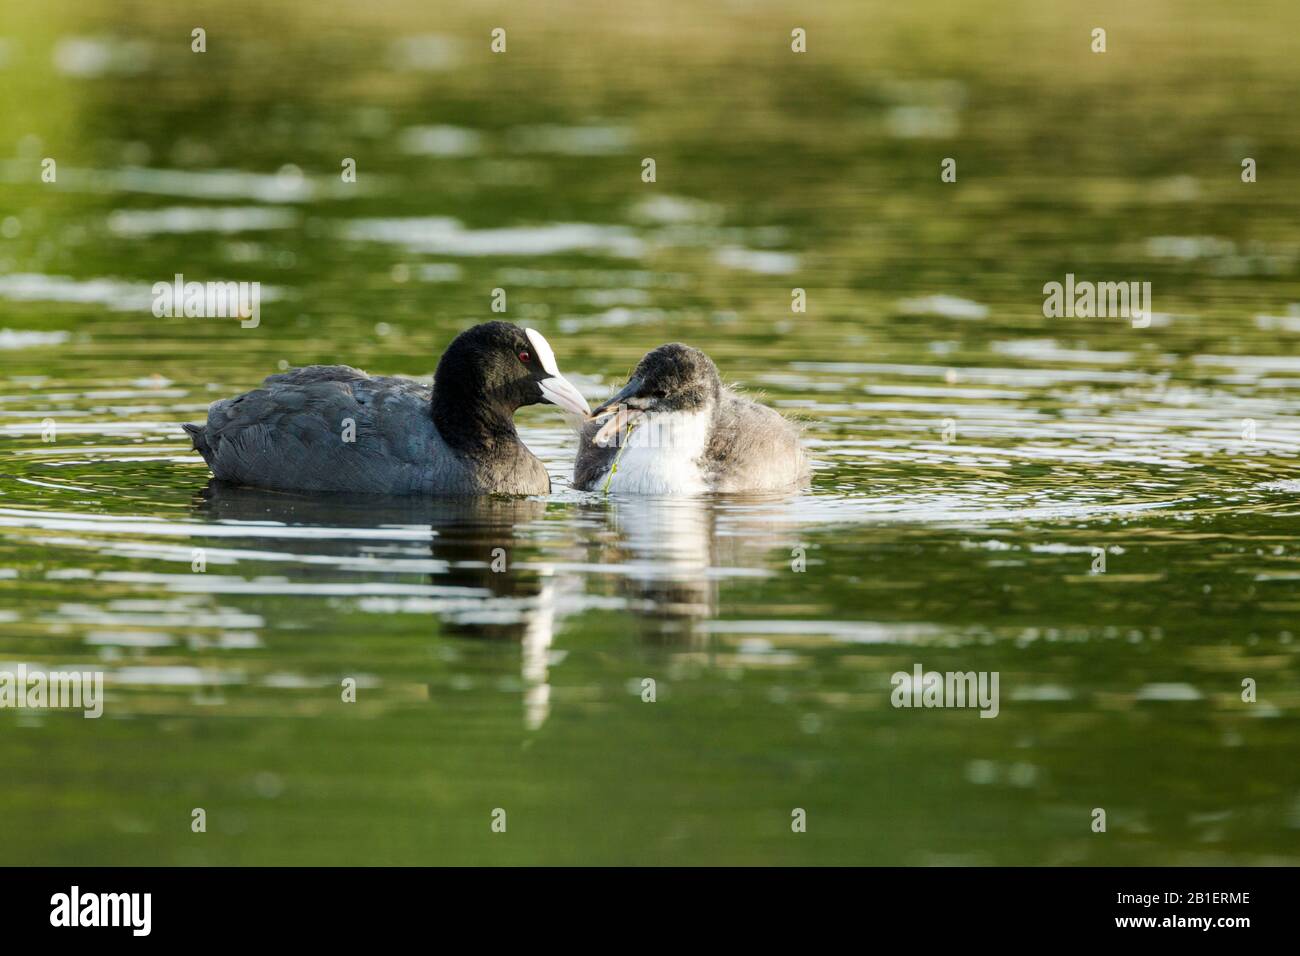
[53, 36, 151, 77]
[714, 246, 799, 274]
[397, 125, 484, 156]
[897, 294, 989, 320]
[0, 329, 70, 349]
[0, 273, 283, 312]
[506, 125, 635, 156]
[389, 34, 461, 71]
[107, 206, 297, 236]
[343, 217, 644, 257]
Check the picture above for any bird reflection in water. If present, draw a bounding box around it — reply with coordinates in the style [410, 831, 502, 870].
[575, 494, 800, 646]
[193, 481, 555, 729]
[193, 482, 803, 728]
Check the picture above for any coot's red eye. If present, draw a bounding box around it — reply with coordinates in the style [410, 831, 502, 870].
[518, 351, 531, 363]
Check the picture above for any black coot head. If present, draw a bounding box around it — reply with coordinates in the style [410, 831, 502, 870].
[435, 321, 589, 416]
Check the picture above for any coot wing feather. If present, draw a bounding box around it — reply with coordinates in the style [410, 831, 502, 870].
[187, 368, 472, 494]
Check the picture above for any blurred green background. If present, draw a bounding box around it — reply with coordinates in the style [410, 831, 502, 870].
[0, 0, 1298, 864]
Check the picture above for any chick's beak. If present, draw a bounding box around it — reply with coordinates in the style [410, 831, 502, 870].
[588, 377, 650, 421]
[588, 377, 653, 446]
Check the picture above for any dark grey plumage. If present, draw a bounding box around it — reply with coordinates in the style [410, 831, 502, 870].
[573, 417, 620, 491]
[183, 322, 588, 495]
[183, 366, 512, 494]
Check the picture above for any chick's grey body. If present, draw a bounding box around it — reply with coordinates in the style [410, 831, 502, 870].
[703, 388, 810, 492]
[182, 323, 587, 496]
[575, 344, 810, 494]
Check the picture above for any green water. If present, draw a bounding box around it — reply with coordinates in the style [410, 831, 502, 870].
[1, 0, 1299, 864]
